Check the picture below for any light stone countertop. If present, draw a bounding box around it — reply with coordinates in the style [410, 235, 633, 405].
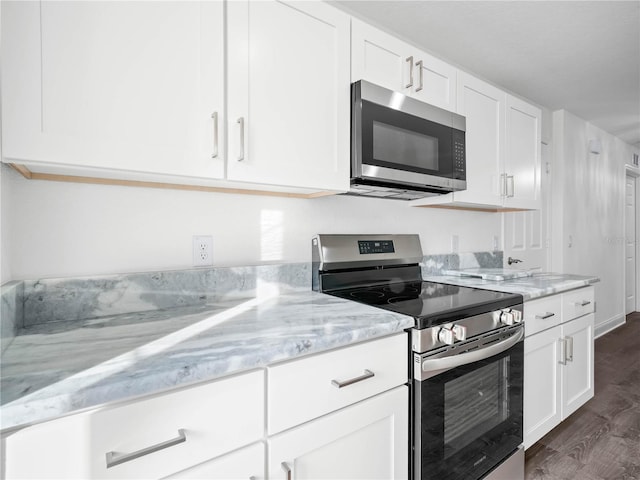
[423, 271, 599, 300]
[0, 290, 414, 431]
[0, 270, 599, 432]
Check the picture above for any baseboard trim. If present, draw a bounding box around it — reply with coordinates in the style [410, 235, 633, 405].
[594, 314, 626, 339]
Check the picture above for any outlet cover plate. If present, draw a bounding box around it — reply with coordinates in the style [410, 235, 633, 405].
[193, 235, 213, 267]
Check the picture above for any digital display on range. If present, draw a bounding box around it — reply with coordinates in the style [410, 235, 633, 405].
[358, 240, 395, 254]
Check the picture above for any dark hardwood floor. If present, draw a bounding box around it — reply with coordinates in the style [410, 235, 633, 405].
[525, 312, 640, 480]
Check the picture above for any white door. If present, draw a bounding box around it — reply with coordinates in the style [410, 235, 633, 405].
[164, 442, 265, 480]
[523, 325, 562, 449]
[625, 174, 637, 314]
[503, 96, 541, 210]
[2, 1, 224, 179]
[561, 313, 594, 419]
[411, 50, 457, 111]
[454, 72, 505, 207]
[351, 18, 410, 93]
[268, 387, 408, 480]
[227, 0, 350, 192]
[502, 143, 549, 270]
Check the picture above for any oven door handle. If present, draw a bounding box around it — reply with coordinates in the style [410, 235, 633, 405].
[421, 329, 524, 374]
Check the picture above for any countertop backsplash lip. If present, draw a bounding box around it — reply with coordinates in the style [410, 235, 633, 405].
[1, 281, 23, 355]
[19, 262, 312, 328]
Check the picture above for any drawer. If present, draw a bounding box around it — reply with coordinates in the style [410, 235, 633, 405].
[267, 333, 407, 435]
[524, 294, 562, 337]
[4, 370, 265, 479]
[562, 286, 595, 322]
[91, 370, 264, 479]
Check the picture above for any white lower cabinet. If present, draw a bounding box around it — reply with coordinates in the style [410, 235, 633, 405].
[163, 442, 265, 480]
[2, 334, 410, 479]
[268, 386, 408, 480]
[523, 287, 594, 449]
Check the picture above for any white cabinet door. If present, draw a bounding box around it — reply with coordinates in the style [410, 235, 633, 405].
[451, 72, 505, 207]
[524, 325, 562, 449]
[504, 95, 542, 210]
[351, 19, 456, 111]
[227, 0, 350, 192]
[2, 1, 224, 179]
[561, 313, 594, 419]
[268, 386, 408, 480]
[163, 442, 265, 480]
[411, 51, 457, 112]
[351, 18, 410, 93]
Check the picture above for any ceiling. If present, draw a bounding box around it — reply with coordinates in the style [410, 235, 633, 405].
[331, 1, 640, 147]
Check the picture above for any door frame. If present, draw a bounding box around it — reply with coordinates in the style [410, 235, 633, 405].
[625, 165, 640, 313]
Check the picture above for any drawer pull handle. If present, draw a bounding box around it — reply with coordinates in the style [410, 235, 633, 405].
[576, 300, 591, 307]
[281, 462, 292, 480]
[535, 312, 555, 320]
[211, 111, 219, 158]
[331, 369, 375, 389]
[105, 429, 186, 468]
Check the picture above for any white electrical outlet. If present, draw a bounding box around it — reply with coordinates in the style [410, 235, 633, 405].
[451, 235, 459, 254]
[193, 235, 213, 267]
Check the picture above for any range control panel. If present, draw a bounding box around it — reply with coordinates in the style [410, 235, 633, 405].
[358, 240, 395, 254]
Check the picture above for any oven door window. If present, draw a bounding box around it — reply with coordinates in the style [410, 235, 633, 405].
[361, 100, 455, 177]
[416, 342, 523, 480]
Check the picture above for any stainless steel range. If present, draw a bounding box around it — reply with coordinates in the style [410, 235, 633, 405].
[312, 234, 525, 480]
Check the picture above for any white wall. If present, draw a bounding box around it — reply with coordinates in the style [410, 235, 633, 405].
[0, 165, 11, 285]
[1, 164, 502, 280]
[551, 110, 630, 335]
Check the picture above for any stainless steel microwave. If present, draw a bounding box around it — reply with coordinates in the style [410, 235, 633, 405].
[349, 80, 466, 200]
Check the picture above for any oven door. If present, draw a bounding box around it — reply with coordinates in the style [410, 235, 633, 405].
[413, 327, 523, 480]
[352, 81, 466, 191]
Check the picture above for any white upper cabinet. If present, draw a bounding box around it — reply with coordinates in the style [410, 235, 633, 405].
[504, 95, 542, 210]
[2, 1, 225, 180]
[227, 0, 350, 192]
[411, 72, 541, 211]
[448, 72, 506, 207]
[351, 19, 456, 111]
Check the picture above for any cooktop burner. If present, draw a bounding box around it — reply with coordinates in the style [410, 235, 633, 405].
[328, 281, 522, 329]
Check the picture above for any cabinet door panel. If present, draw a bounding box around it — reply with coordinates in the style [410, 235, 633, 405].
[453, 72, 504, 206]
[351, 18, 409, 92]
[164, 442, 265, 480]
[562, 313, 594, 419]
[412, 52, 457, 111]
[2, 1, 224, 179]
[269, 387, 408, 480]
[524, 325, 562, 449]
[227, 0, 350, 191]
[504, 95, 541, 209]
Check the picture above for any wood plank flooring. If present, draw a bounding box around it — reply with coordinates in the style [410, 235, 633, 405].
[525, 313, 640, 480]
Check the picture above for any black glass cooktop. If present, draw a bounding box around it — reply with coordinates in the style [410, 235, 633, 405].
[328, 281, 522, 329]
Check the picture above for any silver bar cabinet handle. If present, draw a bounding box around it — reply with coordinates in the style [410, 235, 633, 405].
[507, 175, 515, 197]
[576, 300, 591, 307]
[558, 338, 567, 365]
[211, 112, 219, 158]
[105, 429, 186, 468]
[331, 369, 375, 389]
[281, 461, 292, 480]
[237, 117, 245, 161]
[566, 336, 574, 362]
[405, 56, 414, 88]
[535, 312, 555, 320]
[415, 59, 423, 92]
[501, 173, 507, 197]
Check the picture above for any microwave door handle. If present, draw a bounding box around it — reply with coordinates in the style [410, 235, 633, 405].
[421, 329, 523, 374]
[405, 56, 414, 89]
[415, 60, 423, 92]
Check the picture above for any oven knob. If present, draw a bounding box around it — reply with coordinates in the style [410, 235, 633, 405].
[438, 327, 455, 346]
[500, 310, 515, 326]
[452, 325, 467, 341]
